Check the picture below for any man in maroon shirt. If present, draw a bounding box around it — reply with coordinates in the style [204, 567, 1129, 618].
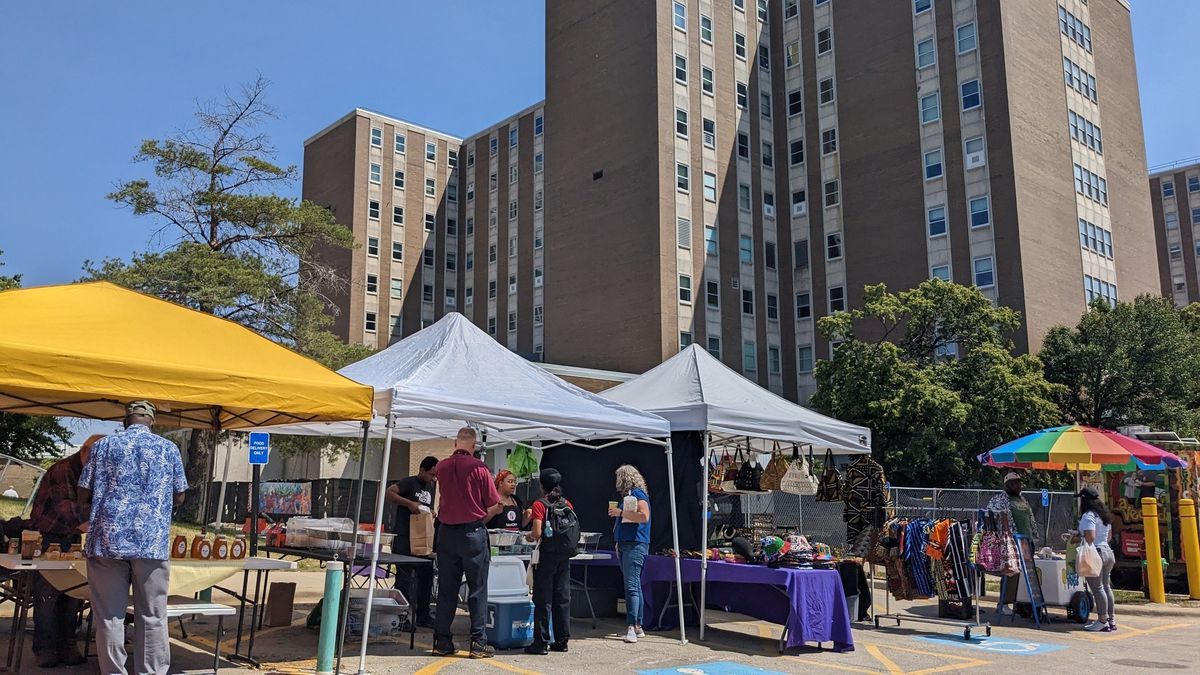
[432, 427, 500, 658]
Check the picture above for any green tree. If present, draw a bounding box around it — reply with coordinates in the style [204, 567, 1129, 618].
[811, 279, 1063, 487]
[86, 78, 371, 521]
[1040, 295, 1200, 435]
[0, 250, 73, 461]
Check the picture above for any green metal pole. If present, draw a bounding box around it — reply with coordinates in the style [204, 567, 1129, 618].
[316, 561, 344, 675]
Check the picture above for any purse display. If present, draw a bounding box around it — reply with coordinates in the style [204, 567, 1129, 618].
[815, 449, 843, 502]
[734, 446, 757, 491]
[779, 445, 819, 496]
[759, 442, 790, 491]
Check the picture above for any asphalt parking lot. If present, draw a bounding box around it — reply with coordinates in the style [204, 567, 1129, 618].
[2, 571, 1196, 674]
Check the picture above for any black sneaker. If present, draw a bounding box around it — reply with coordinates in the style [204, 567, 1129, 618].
[431, 640, 456, 656]
[469, 639, 495, 659]
[523, 643, 549, 655]
[549, 641, 569, 653]
[416, 616, 436, 629]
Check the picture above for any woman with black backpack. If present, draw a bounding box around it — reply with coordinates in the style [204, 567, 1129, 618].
[524, 468, 577, 655]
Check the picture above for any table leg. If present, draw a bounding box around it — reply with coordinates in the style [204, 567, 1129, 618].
[12, 570, 32, 675]
[256, 570, 271, 631]
[584, 563, 596, 629]
[233, 569, 249, 657]
[247, 570, 263, 660]
[335, 566, 350, 675]
[4, 572, 23, 671]
[214, 615, 225, 673]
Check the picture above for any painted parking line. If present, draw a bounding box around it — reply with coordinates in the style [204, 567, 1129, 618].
[915, 634, 1066, 656]
[1076, 621, 1193, 642]
[638, 662, 788, 675]
[788, 641, 990, 675]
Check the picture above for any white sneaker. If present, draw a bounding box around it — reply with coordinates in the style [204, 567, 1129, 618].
[635, 625, 646, 638]
[996, 604, 1014, 616]
[624, 626, 638, 643]
[1084, 620, 1105, 632]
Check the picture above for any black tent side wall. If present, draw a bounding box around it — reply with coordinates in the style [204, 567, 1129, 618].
[539, 431, 703, 553]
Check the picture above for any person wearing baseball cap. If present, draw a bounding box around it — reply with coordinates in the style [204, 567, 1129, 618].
[985, 471, 1038, 616]
[78, 400, 188, 674]
[1077, 486, 1116, 632]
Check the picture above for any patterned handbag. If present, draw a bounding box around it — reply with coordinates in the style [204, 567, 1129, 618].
[780, 445, 819, 496]
[721, 448, 743, 492]
[759, 442, 789, 491]
[735, 446, 757, 491]
[709, 449, 728, 491]
[815, 449, 843, 502]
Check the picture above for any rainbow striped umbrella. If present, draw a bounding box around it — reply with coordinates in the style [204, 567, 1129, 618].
[979, 425, 1186, 471]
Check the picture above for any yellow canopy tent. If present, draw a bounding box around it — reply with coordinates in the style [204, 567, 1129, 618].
[0, 282, 374, 428]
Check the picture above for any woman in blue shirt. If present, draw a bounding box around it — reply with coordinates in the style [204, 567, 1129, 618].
[608, 464, 651, 643]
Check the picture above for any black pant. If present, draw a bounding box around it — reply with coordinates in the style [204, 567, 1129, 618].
[33, 533, 82, 654]
[433, 521, 490, 644]
[531, 553, 571, 647]
[394, 535, 434, 621]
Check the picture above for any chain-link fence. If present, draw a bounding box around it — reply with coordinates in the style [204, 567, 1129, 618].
[889, 487, 1077, 550]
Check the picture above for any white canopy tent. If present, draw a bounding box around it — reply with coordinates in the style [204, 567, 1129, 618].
[260, 313, 686, 672]
[602, 344, 873, 640]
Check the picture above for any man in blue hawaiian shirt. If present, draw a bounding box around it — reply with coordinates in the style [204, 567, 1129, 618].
[79, 400, 188, 675]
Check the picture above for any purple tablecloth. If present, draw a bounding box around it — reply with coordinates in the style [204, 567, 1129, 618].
[573, 554, 854, 652]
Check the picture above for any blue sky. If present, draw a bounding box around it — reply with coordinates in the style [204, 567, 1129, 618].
[0, 0, 1195, 290]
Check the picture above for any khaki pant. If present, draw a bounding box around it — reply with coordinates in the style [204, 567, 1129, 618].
[88, 557, 170, 675]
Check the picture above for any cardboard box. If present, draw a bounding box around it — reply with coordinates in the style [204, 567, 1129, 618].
[265, 582, 297, 627]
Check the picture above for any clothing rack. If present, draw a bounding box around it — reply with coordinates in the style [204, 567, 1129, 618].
[870, 505, 992, 641]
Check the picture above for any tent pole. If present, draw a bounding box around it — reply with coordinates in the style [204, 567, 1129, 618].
[337, 420, 372, 675]
[664, 437, 688, 645]
[358, 417, 395, 674]
[700, 432, 709, 641]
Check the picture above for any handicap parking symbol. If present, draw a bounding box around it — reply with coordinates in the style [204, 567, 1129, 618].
[639, 662, 787, 675]
[916, 634, 1066, 656]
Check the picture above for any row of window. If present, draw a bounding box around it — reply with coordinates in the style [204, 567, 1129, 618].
[1084, 275, 1117, 308]
[367, 201, 460, 234]
[1163, 208, 1200, 230]
[1073, 164, 1108, 205]
[915, 22, 978, 69]
[1079, 218, 1114, 258]
[922, 80, 983, 122]
[369, 129, 460, 167]
[1063, 57, 1098, 103]
[369, 165, 450, 200]
[927, 196, 991, 237]
[1058, 5, 1093, 53]
[1162, 177, 1200, 198]
[1068, 110, 1103, 154]
[931, 257, 994, 289]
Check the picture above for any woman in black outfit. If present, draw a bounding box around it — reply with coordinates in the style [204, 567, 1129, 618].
[523, 469, 573, 655]
[486, 469, 530, 530]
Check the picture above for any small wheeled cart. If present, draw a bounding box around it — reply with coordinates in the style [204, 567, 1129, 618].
[1012, 550, 1093, 625]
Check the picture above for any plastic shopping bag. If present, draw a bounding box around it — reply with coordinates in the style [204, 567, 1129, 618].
[1077, 541, 1103, 578]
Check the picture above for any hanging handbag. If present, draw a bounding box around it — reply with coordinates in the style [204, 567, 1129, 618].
[815, 449, 843, 502]
[709, 449, 727, 491]
[759, 442, 789, 491]
[735, 445, 757, 491]
[780, 445, 819, 496]
[721, 448, 742, 492]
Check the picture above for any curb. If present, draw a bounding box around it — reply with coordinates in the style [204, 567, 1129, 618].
[1112, 603, 1200, 619]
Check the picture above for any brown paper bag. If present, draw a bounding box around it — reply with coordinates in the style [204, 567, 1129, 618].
[409, 512, 435, 556]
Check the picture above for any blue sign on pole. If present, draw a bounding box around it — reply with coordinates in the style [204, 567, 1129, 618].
[248, 432, 270, 465]
[1041, 488, 1050, 507]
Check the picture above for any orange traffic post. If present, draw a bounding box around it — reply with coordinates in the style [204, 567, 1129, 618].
[1142, 497, 1166, 603]
[1179, 498, 1200, 600]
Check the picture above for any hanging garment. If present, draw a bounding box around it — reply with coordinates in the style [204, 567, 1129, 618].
[842, 455, 888, 547]
[903, 519, 937, 598]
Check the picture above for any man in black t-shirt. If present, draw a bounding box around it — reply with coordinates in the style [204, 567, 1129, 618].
[385, 456, 438, 626]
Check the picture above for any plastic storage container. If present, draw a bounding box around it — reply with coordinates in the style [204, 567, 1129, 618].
[486, 557, 533, 649]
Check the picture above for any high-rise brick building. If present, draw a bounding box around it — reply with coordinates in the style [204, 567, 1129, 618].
[1150, 160, 1200, 306]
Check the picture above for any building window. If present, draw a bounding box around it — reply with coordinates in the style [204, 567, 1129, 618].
[961, 79, 982, 110]
[676, 163, 690, 192]
[914, 0, 931, 14]
[1063, 57, 1098, 102]
[487, 317, 496, 335]
[467, 148, 475, 167]
[785, 0, 799, 18]
[828, 286, 845, 312]
[792, 190, 807, 216]
[705, 225, 718, 255]
[677, 216, 692, 249]
[1163, 181, 1175, 198]
[743, 341, 757, 372]
[735, 32, 747, 60]
[1074, 164, 1108, 205]
[969, 196, 990, 228]
[924, 149, 944, 180]
[508, 273, 517, 292]
[390, 278, 402, 299]
[707, 337, 722, 358]
[973, 257, 995, 288]
[786, 41, 800, 68]
[742, 289, 755, 315]
[392, 241, 403, 261]
[489, 172, 498, 191]
[826, 232, 842, 260]
[394, 133, 406, 154]
[957, 22, 977, 53]
[821, 128, 837, 155]
[364, 311, 377, 332]
[425, 213, 435, 231]
[1068, 111, 1104, 153]
[508, 200, 518, 220]
[928, 205, 947, 237]
[701, 14, 713, 43]
[931, 265, 950, 281]
[535, 190, 544, 211]
[392, 170, 405, 190]
[789, 139, 805, 166]
[425, 177, 436, 197]
[757, 0, 769, 21]
[465, 287, 473, 305]
[488, 280, 497, 299]
[447, 184, 458, 203]
[369, 163, 381, 184]
[673, 0, 687, 30]
[1166, 212, 1178, 230]
[762, 141, 774, 167]
[1059, 6, 1093, 52]
[534, 152, 544, 174]
[1084, 275, 1117, 308]
[738, 132, 751, 159]
[675, 54, 688, 83]
[768, 346, 782, 374]
[490, 136, 498, 156]
[759, 45, 771, 70]
[766, 294, 779, 320]
[367, 236, 379, 256]
[534, 305, 544, 325]
[761, 92, 772, 118]
[794, 239, 809, 267]
[510, 127, 518, 147]
[510, 164, 518, 184]
[370, 128, 382, 148]
[464, 251, 473, 270]
[679, 332, 693, 349]
[446, 253, 457, 271]
[964, 136, 986, 167]
[797, 345, 814, 373]
[508, 311, 517, 332]
[676, 108, 688, 137]
[368, 200, 380, 220]
[534, 228, 543, 249]
[365, 273, 378, 295]
[1079, 218, 1113, 258]
[445, 288, 456, 307]
[920, 93, 940, 123]
[764, 191, 775, 218]
[534, 266, 544, 287]
[703, 172, 717, 201]
[916, 38, 935, 69]
[1189, 176, 1200, 193]
[738, 184, 752, 211]
[422, 248, 434, 267]
[422, 141, 435, 163]
[739, 234, 753, 263]
[703, 118, 716, 148]
[817, 28, 832, 55]
[706, 280, 720, 307]
[819, 78, 835, 104]
[466, 183, 475, 201]
[765, 241, 777, 269]
[823, 180, 839, 207]
[679, 275, 693, 304]
[448, 149, 458, 169]
[701, 66, 715, 95]
[466, 217, 474, 235]
[393, 206, 404, 225]
[796, 292, 811, 319]
[488, 244, 497, 263]
[736, 82, 749, 108]
[535, 115, 544, 136]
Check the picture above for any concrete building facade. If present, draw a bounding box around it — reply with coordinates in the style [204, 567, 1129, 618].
[1150, 160, 1200, 306]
